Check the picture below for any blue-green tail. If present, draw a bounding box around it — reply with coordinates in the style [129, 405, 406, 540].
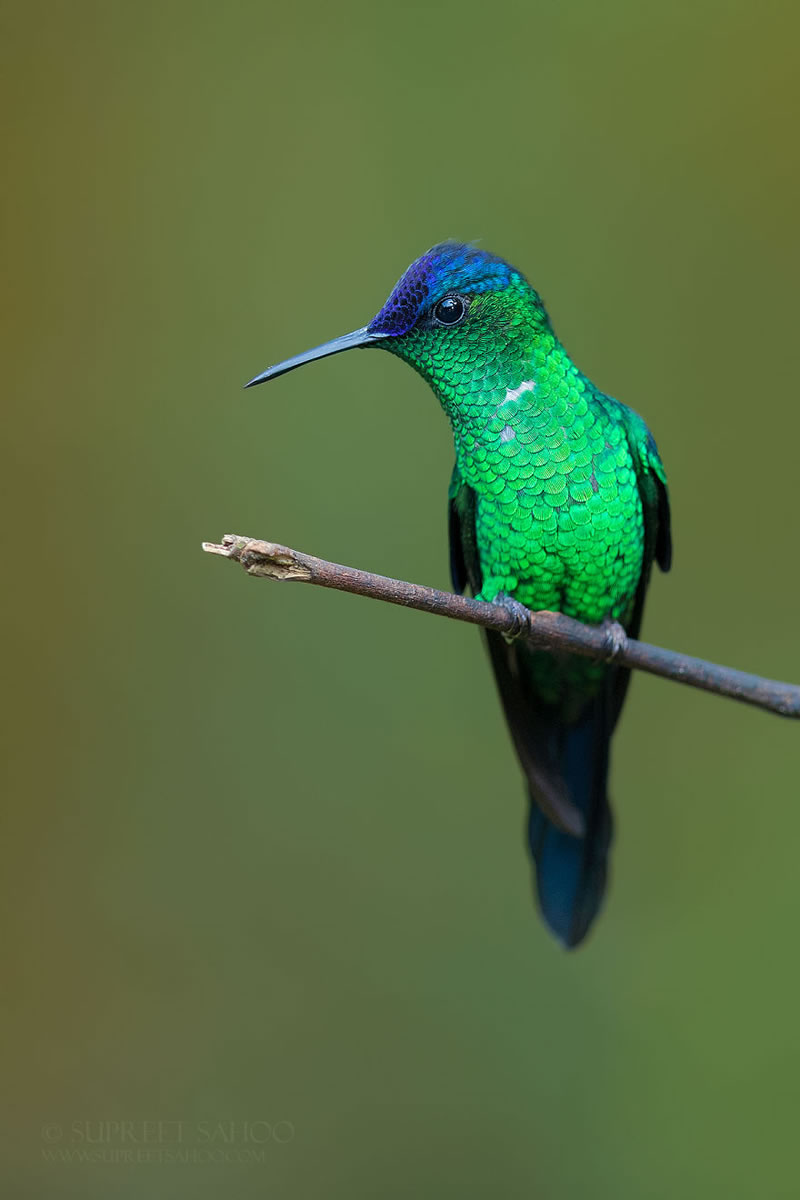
[526, 690, 614, 947]
[485, 632, 618, 948]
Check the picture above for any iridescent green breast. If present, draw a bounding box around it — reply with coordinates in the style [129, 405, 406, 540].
[454, 352, 645, 628]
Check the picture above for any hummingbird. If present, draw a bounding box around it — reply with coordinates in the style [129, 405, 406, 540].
[245, 242, 671, 947]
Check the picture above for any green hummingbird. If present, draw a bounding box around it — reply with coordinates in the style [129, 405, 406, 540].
[246, 243, 671, 947]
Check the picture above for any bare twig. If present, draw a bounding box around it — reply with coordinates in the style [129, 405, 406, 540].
[202, 533, 800, 720]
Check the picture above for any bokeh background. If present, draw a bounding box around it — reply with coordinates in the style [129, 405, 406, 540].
[3, 1, 800, 1196]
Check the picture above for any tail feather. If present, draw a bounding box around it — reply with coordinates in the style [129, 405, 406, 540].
[485, 630, 618, 948]
[527, 694, 614, 948]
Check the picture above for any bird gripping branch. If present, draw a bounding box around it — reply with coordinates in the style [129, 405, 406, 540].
[244, 242, 672, 948]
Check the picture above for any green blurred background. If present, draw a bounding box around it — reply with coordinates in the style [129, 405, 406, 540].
[3, 1, 799, 1196]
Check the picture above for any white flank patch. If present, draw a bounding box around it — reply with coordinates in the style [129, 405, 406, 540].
[485, 378, 537, 439]
[503, 378, 536, 405]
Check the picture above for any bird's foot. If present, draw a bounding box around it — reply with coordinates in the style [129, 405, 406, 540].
[601, 618, 628, 662]
[494, 593, 532, 643]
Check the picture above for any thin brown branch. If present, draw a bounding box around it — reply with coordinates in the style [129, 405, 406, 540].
[202, 533, 800, 720]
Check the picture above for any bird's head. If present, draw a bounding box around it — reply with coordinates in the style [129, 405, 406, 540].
[245, 243, 552, 403]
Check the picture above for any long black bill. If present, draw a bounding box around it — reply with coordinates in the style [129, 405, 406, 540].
[244, 326, 384, 388]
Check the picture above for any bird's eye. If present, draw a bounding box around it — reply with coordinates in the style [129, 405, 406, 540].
[432, 295, 468, 326]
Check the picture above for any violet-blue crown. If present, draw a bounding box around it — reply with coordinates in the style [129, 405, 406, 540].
[367, 243, 517, 337]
